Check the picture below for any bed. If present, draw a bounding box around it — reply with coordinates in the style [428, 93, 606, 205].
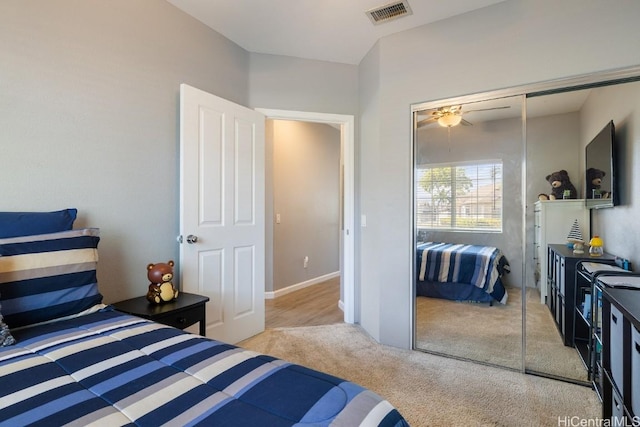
[0, 211, 408, 427]
[416, 242, 510, 304]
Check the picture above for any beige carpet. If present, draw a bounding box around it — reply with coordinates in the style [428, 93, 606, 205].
[239, 323, 600, 427]
[416, 289, 522, 370]
[524, 288, 589, 381]
[416, 287, 588, 382]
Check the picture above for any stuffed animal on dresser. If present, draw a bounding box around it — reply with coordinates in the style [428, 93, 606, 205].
[538, 170, 577, 200]
[146, 260, 179, 304]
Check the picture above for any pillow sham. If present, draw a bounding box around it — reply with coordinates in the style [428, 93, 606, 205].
[0, 208, 78, 238]
[0, 228, 102, 329]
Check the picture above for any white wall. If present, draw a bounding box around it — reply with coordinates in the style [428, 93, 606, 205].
[358, 0, 640, 348]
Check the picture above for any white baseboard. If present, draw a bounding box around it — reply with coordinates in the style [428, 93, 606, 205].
[265, 271, 340, 299]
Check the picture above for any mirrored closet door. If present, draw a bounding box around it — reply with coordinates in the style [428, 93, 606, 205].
[524, 77, 640, 383]
[413, 95, 524, 371]
[413, 68, 640, 383]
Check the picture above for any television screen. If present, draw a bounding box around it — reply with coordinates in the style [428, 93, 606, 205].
[585, 120, 616, 209]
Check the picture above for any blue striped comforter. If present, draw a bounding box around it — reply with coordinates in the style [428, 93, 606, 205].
[417, 242, 510, 304]
[0, 309, 407, 427]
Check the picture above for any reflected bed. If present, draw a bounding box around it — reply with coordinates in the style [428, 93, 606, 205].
[416, 242, 510, 304]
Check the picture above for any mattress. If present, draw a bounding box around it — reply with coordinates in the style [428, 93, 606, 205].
[0, 308, 408, 427]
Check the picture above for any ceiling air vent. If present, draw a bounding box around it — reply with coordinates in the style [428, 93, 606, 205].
[366, 1, 413, 25]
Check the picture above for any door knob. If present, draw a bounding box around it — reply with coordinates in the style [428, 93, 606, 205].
[186, 235, 198, 244]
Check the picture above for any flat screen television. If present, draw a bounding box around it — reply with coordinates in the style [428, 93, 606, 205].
[585, 120, 617, 209]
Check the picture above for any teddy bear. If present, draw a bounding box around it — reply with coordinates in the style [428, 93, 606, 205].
[146, 260, 179, 304]
[586, 167, 609, 199]
[538, 170, 577, 201]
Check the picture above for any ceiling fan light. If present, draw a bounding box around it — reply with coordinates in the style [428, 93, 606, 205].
[438, 113, 462, 127]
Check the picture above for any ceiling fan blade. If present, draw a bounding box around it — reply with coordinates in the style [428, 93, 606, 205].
[460, 118, 473, 126]
[464, 106, 511, 113]
[417, 117, 437, 128]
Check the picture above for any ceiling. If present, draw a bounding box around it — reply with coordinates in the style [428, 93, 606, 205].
[166, 0, 508, 65]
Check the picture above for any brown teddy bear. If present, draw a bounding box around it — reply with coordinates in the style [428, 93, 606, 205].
[146, 260, 179, 304]
[586, 167, 609, 199]
[538, 170, 577, 200]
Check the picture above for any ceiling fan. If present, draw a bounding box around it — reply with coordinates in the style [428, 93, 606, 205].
[416, 104, 511, 128]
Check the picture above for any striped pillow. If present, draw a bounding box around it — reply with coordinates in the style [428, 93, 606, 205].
[0, 228, 102, 329]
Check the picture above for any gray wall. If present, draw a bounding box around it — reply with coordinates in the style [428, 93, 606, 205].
[358, 0, 640, 347]
[248, 53, 359, 114]
[269, 120, 340, 292]
[525, 112, 582, 288]
[358, 43, 382, 335]
[0, 0, 250, 304]
[581, 81, 640, 265]
[0, 1, 358, 307]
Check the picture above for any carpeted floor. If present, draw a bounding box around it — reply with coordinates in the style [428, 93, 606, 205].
[415, 287, 588, 382]
[416, 288, 522, 370]
[239, 323, 600, 427]
[524, 288, 589, 381]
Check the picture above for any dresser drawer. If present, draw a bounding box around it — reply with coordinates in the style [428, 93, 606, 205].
[610, 304, 624, 394]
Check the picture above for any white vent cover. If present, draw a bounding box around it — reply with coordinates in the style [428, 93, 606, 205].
[366, 1, 413, 25]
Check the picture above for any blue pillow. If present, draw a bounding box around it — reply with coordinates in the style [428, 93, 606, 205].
[0, 208, 77, 238]
[0, 228, 102, 328]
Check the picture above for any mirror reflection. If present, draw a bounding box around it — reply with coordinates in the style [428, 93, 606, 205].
[413, 75, 639, 384]
[413, 95, 524, 371]
[585, 120, 617, 209]
[525, 78, 640, 382]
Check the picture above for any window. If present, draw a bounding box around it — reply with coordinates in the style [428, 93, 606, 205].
[416, 160, 503, 232]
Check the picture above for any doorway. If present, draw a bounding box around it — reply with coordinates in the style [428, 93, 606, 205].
[257, 109, 356, 324]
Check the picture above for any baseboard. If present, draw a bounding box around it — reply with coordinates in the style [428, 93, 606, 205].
[265, 271, 340, 299]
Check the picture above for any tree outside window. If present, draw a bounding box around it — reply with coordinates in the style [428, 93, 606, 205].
[416, 160, 502, 232]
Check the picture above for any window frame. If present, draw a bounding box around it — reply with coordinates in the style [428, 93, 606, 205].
[415, 159, 503, 233]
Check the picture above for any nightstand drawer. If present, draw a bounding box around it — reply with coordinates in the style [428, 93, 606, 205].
[112, 292, 209, 336]
[154, 305, 204, 330]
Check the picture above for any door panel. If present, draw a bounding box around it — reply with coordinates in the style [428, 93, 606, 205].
[180, 84, 265, 344]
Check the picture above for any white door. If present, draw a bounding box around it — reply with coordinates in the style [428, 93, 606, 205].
[179, 84, 265, 344]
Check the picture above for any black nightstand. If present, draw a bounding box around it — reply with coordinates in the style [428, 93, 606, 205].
[112, 292, 210, 336]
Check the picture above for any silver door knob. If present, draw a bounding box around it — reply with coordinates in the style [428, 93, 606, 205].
[186, 234, 198, 244]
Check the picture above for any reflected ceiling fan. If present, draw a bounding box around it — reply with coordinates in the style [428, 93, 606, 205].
[416, 104, 511, 128]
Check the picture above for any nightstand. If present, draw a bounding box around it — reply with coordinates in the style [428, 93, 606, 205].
[112, 292, 210, 336]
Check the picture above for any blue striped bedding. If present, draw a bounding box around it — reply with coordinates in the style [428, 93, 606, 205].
[417, 242, 510, 304]
[0, 308, 408, 426]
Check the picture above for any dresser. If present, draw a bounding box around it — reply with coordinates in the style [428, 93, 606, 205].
[534, 200, 590, 304]
[546, 244, 614, 346]
[602, 283, 640, 423]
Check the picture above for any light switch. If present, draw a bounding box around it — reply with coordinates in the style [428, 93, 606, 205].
[361, 214, 367, 227]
